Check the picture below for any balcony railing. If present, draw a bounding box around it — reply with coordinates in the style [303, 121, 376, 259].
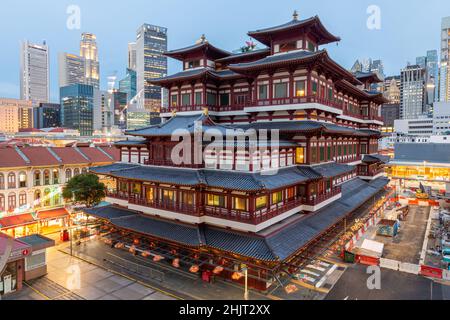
[250, 95, 344, 110]
[106, 187, 342, 224]
[358, 167, 385, 177]
[301, 186, 342, 206]
[144, 159, 203, 169]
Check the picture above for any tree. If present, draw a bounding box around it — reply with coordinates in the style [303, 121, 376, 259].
[63, 173, 106, 208]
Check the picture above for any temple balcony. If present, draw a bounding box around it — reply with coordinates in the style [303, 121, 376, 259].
[144, 159, 204, 169]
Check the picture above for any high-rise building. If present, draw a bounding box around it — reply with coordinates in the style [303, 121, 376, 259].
[100, 91, 113, 133]
[440, 16, 450, 102]
[58, 53, 85, 88]
[128, 42, 137, 71]
[400, 65, 426, 119]
[416, 56, 427, 68]
[136, 24, 168, 113]
[426, 50, 439, 103]
[119, 68, 137, 103]
[110, 91, 128, 130]
[80, 33, 100, 89]
[383, 76, 401, 104]
[33, 103, 61, 129]
[0, 98, 33, 133]
[60, 84, 101, 136]
[20, 41, 50, 104]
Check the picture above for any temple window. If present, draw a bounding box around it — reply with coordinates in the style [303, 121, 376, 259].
[286, 187, 295, 200]
[195, 92, 202, 105]
[274, 82, 288, 98]
[206, 92, 217, 105]
[235, 94, 247, 105]
[278, 41, 297, 53]
[307, 41, 316, 52]
[132, 183, 141, 194]
[171, 94, 178, 107]
[181, 93, 191, 106]
[258, 85, 268, 100]
[311, 146, 317, 163]
[320, 147, 325, 162]
[327, 146, 332, 161]
[182, 192, 194, 206]
[312, 81, 318, 95]
[272, 191, 283, 205]
[295, 81, 306, 97]
[207, 194, 226, 208]
[256, 196, 268, 210]
[232, 197, 247, 211]
[146, 187, 154, 202]
[162, 190, 175, 203]
[187, 59, 201, 69]
[219, 93, 230, 106]
[296, 147, 305, 164]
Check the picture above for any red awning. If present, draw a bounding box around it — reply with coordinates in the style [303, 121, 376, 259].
[37, 208, 69, 221]
[0, 213, 36, 229]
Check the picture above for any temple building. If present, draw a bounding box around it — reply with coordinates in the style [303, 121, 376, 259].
[87, 13, 390, 291]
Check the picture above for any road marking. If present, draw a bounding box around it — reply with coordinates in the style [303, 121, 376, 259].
[23, 281, 51, 300]
[291, 279, 330, 294]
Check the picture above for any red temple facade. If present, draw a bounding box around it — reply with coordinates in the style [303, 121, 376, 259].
[88, 13, 390, 291]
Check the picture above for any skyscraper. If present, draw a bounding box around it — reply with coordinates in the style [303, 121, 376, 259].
[58, 53, 85, 88]
[426, 50, 439, 103]
[136, 24, 168, 113]
[0, 98, 34, 133]
[20, 40, 50, 104]
[440, 16, 450, 102]
[80, 33, 100, 89]
[119, 68, 137, 103]
[33, 103, 61, 129]
[128, 42, 137, 71]
[60, 84, 101, 136]
[400, 65, 426, 119]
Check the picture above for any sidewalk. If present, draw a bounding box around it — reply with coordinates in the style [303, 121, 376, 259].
[5, 246, 177, 300]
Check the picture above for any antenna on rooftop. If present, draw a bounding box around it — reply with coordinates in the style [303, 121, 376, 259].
[293, 10, 299, 21]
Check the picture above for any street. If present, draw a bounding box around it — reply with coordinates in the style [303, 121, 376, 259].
[326, 264, 450, 300]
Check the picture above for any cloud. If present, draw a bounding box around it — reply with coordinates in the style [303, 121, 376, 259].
[0, 82, 19, 99]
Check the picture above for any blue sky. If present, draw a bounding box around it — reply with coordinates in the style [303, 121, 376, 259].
[0, 0, 448, 101]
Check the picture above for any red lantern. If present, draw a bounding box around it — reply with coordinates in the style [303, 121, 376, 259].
[141, 251, 151, 258]
[213, 266, 224, 274]
[129, 245, 136, 254]
[172, 258, 180, 268]
[189, 265, 199, 273]
[133, 239, 140, 245]
[153, 255, 164, 262]
[231, 272, 243, 281]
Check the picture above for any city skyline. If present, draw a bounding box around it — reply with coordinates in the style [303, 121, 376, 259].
[0, 0, 448, 101]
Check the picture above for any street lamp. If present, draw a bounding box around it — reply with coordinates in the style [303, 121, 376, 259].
[241, 264, 249, 300]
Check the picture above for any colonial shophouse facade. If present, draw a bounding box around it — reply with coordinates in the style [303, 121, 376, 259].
[88, 13, 391, 291]
[0, 145, 119, 237]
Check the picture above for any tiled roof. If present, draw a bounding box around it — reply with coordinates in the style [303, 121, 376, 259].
[310, 162, 355, 178]
[0, 147, 29, 167]
[393, 143, 450, 164]
[362, 154, 390, 164]
[126, 114, 236, 137]
[0, 146, 118, 168]
[20, 147, 61, 166]
[0, 213, 36, 229]
[248, 16, 340, 46]
[229, 50, 323, 71]
[93, 162, 354, 190]
[215, 48, 271, 63]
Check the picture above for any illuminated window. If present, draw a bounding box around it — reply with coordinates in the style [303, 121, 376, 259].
[171, 95, 178, 107]
[256, 196, 268, 210]
[44, 170, 50, 185]
[207, 194, 225, 208]
[19, 172, 27, 188]
[182, 192, 194, 206]
[287, 187, 295, 200]
[146, 188, 154, 202]
[162, 190, 175, 202]
[53, 169, 59, 184]
[295, 81, 306, 97]
[272, 191, 283, 205]
[296, 147, 305, 164]
[132, 183, 141, 194]
[233, 197, 247, 211]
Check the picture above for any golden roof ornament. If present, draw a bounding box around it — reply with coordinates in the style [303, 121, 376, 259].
[172, 109, 177, 117]
[203, 107, 209, 116]
[293, 10, 299, 21]
[196, 34, 207, 44]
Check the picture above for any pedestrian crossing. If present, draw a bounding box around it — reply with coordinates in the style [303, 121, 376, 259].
[290, 258, 345, 293]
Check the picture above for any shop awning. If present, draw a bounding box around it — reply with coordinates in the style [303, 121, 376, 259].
[0, 213, 36, 229]
[36, 208, 69, 221]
